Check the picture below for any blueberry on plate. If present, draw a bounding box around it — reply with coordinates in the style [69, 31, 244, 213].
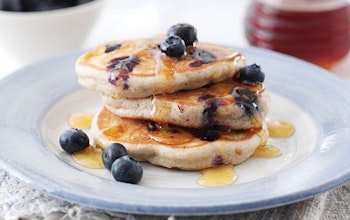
[59, 128, 89, 154]
[238, 64, 265, 84]
[102, 143, 128, 170]
[160, 35, 186, 57]
[111, 155, 143, 184]
[167, 23, 198, 47]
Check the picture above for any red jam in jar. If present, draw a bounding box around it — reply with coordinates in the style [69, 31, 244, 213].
[244, 0, 350, 69]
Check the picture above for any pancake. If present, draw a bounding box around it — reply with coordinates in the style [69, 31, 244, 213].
[102, 80, 270, 130]
[92, 107, 265, 171]
[76, 37, 246, 98]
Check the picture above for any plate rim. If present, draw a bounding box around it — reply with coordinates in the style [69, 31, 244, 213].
[0, 47, 350, 215]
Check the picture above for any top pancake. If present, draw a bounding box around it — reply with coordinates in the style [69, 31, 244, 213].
[76, 37, 246, 98]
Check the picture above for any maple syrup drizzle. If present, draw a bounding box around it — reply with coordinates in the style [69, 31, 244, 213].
[161, 56, 176, 80]
[148, 125, 194, 145]
[72, 146, 104, 169]
[84, 48, 104, 60]
[252, 130, 281, 158]
[68, 112, 94, 129]
[153, 47, 177, 79]
[197, 164, 237, 187]
[102, 125, 124, 139]
[150, 96, 172, 120]
[230, 52, 244, 66]
[153, 49, 162, 76]
[252, 145, 282, 158]
[267, 120, 295, 138]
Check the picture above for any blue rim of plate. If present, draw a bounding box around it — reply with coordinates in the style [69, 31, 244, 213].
[0, 47, 349, 216]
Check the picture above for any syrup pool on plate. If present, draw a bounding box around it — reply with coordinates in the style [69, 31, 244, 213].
[197, 165, 237, 187]
[244, 0, 350, 69]
[67, 112, 104, 169]
[72, 146, 104, 169]
[251, 130, 281, 158]
[252, 120, 295, 158]
[267, 119, 295, 138]
[68, 112, 94, 129]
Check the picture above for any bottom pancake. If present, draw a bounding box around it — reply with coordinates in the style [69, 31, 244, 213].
[92, 107, 265, 171]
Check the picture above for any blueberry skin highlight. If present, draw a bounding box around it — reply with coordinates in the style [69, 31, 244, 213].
[59, 128, 89, 154]
[102, 143, 128, 171]
[239, 64, 265, 84]
[111, 155, 143, 184]
[160, 35, 186, 57]
[167, 23, 198, 47]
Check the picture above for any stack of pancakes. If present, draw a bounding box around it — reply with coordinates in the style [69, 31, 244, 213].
[76, 37, 270, 170]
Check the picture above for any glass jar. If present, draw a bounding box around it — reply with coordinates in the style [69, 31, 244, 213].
[244, 0, 350, 69]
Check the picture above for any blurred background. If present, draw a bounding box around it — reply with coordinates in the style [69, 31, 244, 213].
[0, 0, 349, 80]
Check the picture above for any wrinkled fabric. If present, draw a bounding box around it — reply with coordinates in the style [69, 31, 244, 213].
[0, 169, 349, 219]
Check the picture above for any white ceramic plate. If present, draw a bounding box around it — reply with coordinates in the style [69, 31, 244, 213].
[0, 47, 349, 215]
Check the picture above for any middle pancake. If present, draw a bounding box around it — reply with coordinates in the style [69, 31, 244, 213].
[102, 80, 270, 130]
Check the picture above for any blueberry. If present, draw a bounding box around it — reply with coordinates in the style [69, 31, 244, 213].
[59, 128, 89, 154]
[107, 55, 139, 73]
[232, 88, 259, 115]
[192, 127, 220, 142]
[102, 143, 128, 170]
[160, 35, 186, 57]
[189, 49, 217, 67]
[147, 121, 160, 131]
[167, 23, 198, 47]
[111, 155, 143, 184]
[201, 130, 220, 141]
[105, 43, 122, 53]
[238, 64, 265, 84]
